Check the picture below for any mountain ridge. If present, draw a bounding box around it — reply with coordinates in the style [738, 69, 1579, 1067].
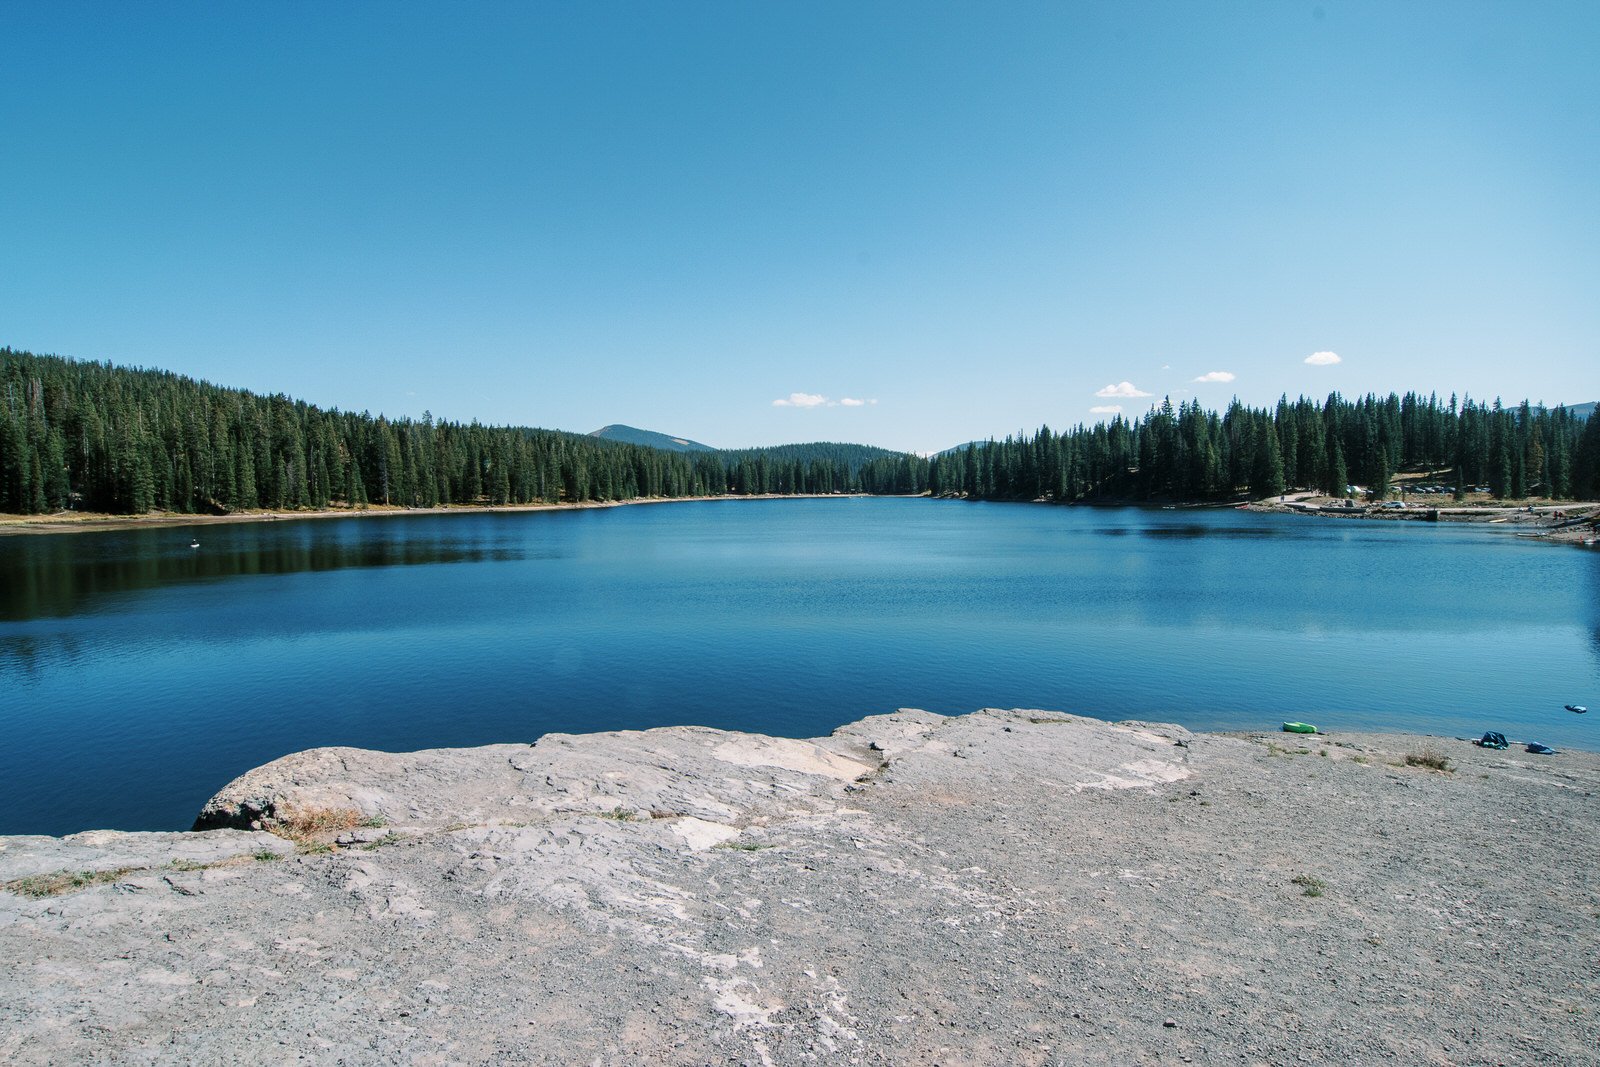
[588, 424, 716, 452]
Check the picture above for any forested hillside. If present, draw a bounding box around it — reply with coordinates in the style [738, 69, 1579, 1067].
[0, 349, 919, 515]
[936, 394, 1600, 503]
[2, 347, 1597, 515]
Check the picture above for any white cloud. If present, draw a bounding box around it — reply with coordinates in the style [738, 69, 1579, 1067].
[1304, 351, 1342, 366]
[772, 392, 828, 408]
[839, 397, 878, 407]
[1193, 370, 1236, 383]
[1089, 404, 1123, 415]
[1095, 381, 1152, 398]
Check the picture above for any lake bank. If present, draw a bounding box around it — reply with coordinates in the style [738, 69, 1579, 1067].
[7, 490, 1598, 546]
[1241, 491, 1600, 544]
[0, 492, 873, 537]
[3, 708, 1596, 1064]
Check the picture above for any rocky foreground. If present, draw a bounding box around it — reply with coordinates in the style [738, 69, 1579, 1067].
[2, 709, 1596, 1065]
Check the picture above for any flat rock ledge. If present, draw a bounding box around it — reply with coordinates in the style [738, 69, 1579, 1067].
[3, 709, 1597, 1065]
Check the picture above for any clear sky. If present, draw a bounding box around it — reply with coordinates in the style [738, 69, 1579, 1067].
[2, 2, 1596, 453]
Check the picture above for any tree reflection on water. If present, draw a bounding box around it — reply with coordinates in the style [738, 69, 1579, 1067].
[0, 523, 519, 623]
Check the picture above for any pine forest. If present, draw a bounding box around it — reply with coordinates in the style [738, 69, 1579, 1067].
[2, 347, 1597, 516]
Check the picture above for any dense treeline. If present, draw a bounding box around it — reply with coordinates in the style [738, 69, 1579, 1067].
[2, 348, 1596, 516]
[718, 442, 926, 496]
[934, 393, 1600, 503]
[0, 349, 920, 515]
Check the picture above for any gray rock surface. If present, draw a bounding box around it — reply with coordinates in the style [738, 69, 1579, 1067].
[3, 708, 1597, 1065]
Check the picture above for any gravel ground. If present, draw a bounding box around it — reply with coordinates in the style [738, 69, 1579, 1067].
[2, 709, 1595, 1065]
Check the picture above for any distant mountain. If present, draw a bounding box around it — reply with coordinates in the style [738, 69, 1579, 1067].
[935, 441, 981, 458]
[588, 424, 716, 452]
[1564, 401, 1595, 420]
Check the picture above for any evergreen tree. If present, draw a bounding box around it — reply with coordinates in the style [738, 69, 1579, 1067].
[1251, 424, 1286, 499]
[1372, 446, 1391, 501]
[1326, 439, 1349, 498]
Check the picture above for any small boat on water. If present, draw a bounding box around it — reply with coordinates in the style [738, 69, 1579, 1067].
[1281, 722, 1318, 734]
[1567, 704, 1589, 714]
[189, 539, 200, 549]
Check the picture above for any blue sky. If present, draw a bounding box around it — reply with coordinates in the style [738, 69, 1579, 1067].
[2, 2, 1595, 453]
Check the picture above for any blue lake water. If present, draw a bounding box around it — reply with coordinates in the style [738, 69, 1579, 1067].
[2, 498, 1596, 835]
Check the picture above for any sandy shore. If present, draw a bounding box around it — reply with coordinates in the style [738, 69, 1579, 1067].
[0, 493, 862, 537]
[3, 709, 1596, 1065]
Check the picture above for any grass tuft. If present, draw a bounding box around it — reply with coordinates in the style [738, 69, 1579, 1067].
[287, 806, 362, 834]
[1403, 750, 1452, 772]
[266, 805, 364, 848]
[1291, 874, 1326, 898]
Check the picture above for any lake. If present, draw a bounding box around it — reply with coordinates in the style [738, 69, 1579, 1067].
[2, 498, 1596, 835]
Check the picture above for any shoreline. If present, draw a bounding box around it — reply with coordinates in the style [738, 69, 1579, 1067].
[3, 709, 1596, 1064]
[5, 489, 1596, 545]
[6, 718, 1594, 839]
[0, 492, 872, 537]
[1240, 491, 1600, 545]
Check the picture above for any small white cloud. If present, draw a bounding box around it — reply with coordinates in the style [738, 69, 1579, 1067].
[1161, 364, 1172, 371]
[1193, 371, 1236, 383]
[1089, 404, 1123, 415]
[1095, 381, 1152, 398]
[839, 397, 879, 407]
[772, 392, 828, 408]
[1304, 351, 1341, 366]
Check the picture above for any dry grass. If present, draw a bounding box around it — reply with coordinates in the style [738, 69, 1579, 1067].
[5, 867, 136, 897]
[268, 805, 364, 844]
[1403, 750, 1453, 772]
[4, 852, 286, 898]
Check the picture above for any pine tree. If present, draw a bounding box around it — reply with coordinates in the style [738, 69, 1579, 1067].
[1326, 439, 1349, 497]
[1251, 423, 1286, 499]
[1372, 447, 1391, 501]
